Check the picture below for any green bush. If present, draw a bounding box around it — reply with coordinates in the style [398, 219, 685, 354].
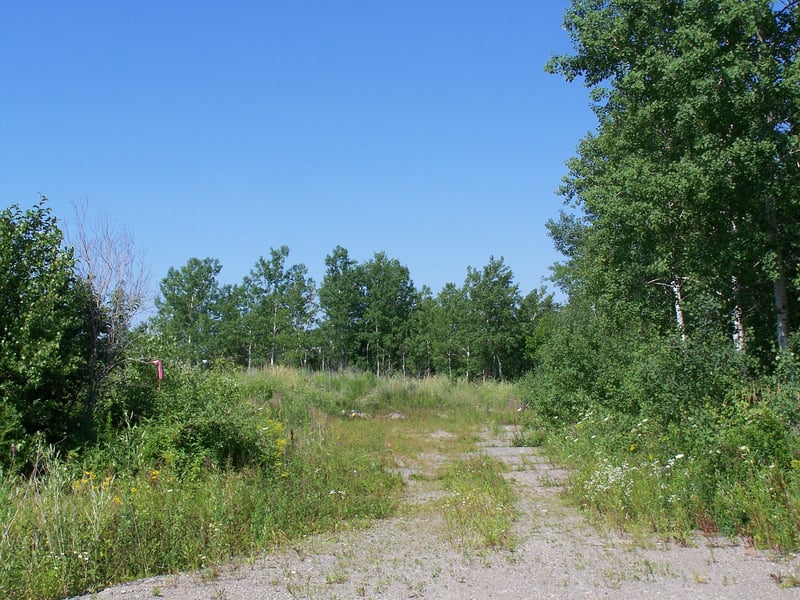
[83, 366, 287, 477]
[0, 369, 408, 600]
[545, 388, 800, 551]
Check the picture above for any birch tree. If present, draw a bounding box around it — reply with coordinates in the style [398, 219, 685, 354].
[357, 252, 417, 376]
[464, 256, 522, 381]
[318, 246, 361, 370]
[548, 0, 800, 355]
[154, 257, 223, 364]
[243, 246, 316, 368]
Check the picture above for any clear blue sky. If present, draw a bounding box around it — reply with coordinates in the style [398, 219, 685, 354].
[1, 1, 594, 306]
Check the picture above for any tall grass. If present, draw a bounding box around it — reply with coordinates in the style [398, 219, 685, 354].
[1, 369, 516, 599]
[532, 392, 800, 551]
[0, 429, 402, 599]
[439, 456, 517, 551]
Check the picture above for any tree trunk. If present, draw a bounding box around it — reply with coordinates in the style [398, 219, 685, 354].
[766, 195, 790, 349]
[731, 275, 746, 353]
[650, 278, 687, 342]
[773, 263, 790, 350]
[670, 279, 686, 343]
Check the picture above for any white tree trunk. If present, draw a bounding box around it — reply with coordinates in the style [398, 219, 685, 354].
[670, 279, 687, 343]
[773, 267, 790, 350]
[650, 277, 687, 342]
[766, 196, 790, 349]
[731, 275, 746, 353]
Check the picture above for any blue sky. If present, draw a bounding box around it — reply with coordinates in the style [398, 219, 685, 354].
[1, 1, 594, 306]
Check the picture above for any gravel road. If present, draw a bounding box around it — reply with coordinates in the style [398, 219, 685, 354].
[74, 427, 800, 599]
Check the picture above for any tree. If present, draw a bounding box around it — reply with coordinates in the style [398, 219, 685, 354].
[464, 256, 522, 380]
[154, 257, 224, 364]
[431, 282, 476, 379]
[318, 246, 361, 370]
[547, 0, 800, 358]
[216, 282, 252, 366]
[68, 200, 150, 415]
[518, 286, 558, 375]
[242, 246, 316, 368]
[403, 286, 436, 377]
[0, 200, 93, 444]
[357, 252, 418, 376]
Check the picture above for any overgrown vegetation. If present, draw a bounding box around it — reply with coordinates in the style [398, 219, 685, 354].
[5, 1, 800, 596]
[439, 456, 517, 551]
[0, 368, 520, 599]
[520, 342, 800, 551]
[151, 250, 553, 380]
[516, 0, 800, 554]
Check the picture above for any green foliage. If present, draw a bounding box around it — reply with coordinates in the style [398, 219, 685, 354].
[153, 257, 224, 365]
[524, 295, 800, 551]
[521, 301, 645, 420]
[428, 282, 476, 379]
[620, 334, 751, 426]
[319, 249, 419, 375]
[463, 256, 523, 380]
[439, 456, 517, 550]
[0, 419, 402, 600]
[548, 0, 800, 356]
[318, 245, 361, 370]
[4, 367, 527, 599]
[147, 245, 542, 381]
[93, 366, 287, 476]
[521, 0, 800, 557]
[232, 246, 317, 369]
[357, 252, 418, 376]
[0, 200, 94, 450]
[536, 381, 800, 551]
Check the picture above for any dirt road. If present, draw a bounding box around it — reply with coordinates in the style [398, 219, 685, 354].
[74, 427, 800, 599]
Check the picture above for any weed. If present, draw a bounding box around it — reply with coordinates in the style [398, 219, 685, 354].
[438, 456, 517, 551]
[2, 370, 520, 599]
[771, 571, 800, 588]
[512, 429, 547, 448]
[324, 569, 348, 584]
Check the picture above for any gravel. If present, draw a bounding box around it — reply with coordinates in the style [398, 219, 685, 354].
[73, 428, 800, 600]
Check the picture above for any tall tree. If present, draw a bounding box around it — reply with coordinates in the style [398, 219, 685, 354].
[216, 282, 251, 366]
[357, 252, 417, 376]
[404, 286, 436, 377]
[154, 257, 223, 364]
[69, 200, 149, 415]
[547, 0, 800, 356]
[243, 246, 316, 368]
[431, 282, 477, 379]
[318, 246, 361, 370]
[0, 200, 93, 444]
[464, 256, 522, 380]
[518, 286, 558, 375]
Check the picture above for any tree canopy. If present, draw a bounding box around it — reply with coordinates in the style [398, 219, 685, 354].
[148, 247, 547, 379]
[0, 201, 93, 443]
[546, 0, 800, 359]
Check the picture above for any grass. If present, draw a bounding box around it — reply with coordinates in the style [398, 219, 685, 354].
[438, 456, 518, 551]
[523, 404, 800, 555]
[1, 370, 520, 599]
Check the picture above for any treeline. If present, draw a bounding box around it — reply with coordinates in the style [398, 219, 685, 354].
[0, 199, 554, 458]
[149, 246, 555, 380]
